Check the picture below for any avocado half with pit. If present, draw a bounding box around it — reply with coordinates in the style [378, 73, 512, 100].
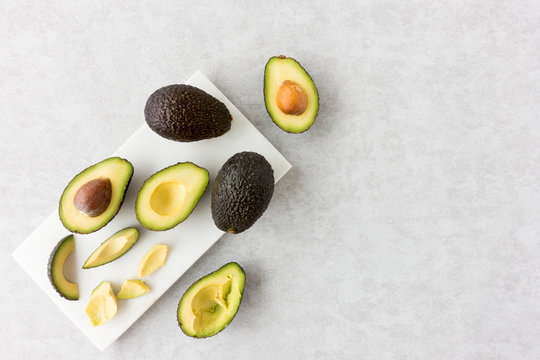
[59, 157, 134, 234]
[177, 262, 245, 338]
[48, 235, 79, 300]
[83, 227, 139, 269]
[136, 162, 209, 231]
[264, 55, 319, 133]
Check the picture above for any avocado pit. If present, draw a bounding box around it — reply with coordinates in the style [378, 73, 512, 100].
[73, 178, 112, 217]
[276, 80, 308, 115]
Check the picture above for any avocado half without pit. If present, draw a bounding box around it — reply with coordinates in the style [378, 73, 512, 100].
[48, 235, 79, 300]
[59, 157, 134, 234]
[136, 162, 209, 231]
[177, 262, 245, 338]
[83, 227, 139, 269]
[264, 55, 319, 133]
[145, 84, 232, 142]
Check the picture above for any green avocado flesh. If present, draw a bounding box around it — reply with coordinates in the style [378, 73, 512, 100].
[211, 152, 274, 234]
[264, 56, 319, 133]
[136, 162, 209, 231]
[83, 227, 139, 269]
[177, 262, 245, 338]
[59, 157, 133, 234]
[48, 235, 79, 300]
[145, 84, 232, 142]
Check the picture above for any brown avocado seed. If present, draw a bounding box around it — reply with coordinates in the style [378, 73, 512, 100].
[276, 80, 308, 115]
[73, 178, 112, 217]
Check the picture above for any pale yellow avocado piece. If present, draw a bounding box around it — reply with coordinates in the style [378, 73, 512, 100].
[117, 279, 151, 299]
[137, 244, 168, 277]
[83, 227, 139, 269]
[85, 281, 117, 326]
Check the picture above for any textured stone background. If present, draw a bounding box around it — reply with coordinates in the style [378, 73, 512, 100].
[1, 1, 539, 359]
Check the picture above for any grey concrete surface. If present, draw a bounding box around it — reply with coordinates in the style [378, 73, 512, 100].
[1, 1, 539, 359]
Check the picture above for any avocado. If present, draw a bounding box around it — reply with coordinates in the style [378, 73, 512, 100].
[145, 84, 232, 142]
[48, 235, 79, 300]
[264, 55, 319, 133]
[135, 162, 209, 231]
[85, 281, 117, 326]
[82, 227, 139, 269]
[137, 244, 168, 277]
[211, 152, 274, 233]
[59, 157, 133, 234]
[117, 279, 150, 299]
[177, 262, 245, 338]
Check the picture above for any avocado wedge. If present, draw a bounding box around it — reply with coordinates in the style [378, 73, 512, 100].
[177, 262, 245, 338]
[264, 55, 319, 133]
[85, 281, 117, 326]
[82, 227, 139, 269]
[137, 244, 168, 278]
[59, 157, 134, 234]
[135, 162, 209, 231]
[117, 279, 151, 299]
[48, 235, 79, 301]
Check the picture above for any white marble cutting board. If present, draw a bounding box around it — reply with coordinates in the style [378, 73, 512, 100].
[12, 71, 292, 351]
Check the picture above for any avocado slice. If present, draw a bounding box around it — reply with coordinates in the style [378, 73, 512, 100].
[135, 162, 209, 231]
[82, 227, 139, 269]
[145, 84, 232, 142]
[59, 157, 134, 234]
[264, 55, 319, 133]
[47, 235, 79, 300]
[117, 279, 151, 299]
[137, 244, 168, 278]
[177, 262, 245, 338]
[85, 281, 117, 326]
[211, 152, 274, 233]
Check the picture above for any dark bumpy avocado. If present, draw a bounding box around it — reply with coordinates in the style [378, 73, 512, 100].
[145, 84, 232, 142]
[136, 162, 209, 231]
[264, 55, 319, 133]
[48, 235, 79, 300]
[59, 157, 133, 234]
[211, 152, 274, 233]
[177, 262, 245, 338]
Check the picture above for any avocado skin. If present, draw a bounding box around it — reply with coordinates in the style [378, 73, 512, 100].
[47, 235, 78, 301]
[145, 84, 232, 142]
[211, 152, 274, 233]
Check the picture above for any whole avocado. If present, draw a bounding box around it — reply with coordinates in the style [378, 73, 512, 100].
[211, 152, 274, 234]
[145, 84, 232, 142]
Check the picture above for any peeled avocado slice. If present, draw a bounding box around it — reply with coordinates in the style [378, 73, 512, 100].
[135, 162, 209, 231]
[177, 262, 245, 338]
[137, 244, 168, 277]
[117, 279, 151, 299]
[47, 235, 79, 300]
[85, 281, 117, 326]
[59, 157, 133, 234]
[83, 227, 139, 269]
[264, 55, 319, 133]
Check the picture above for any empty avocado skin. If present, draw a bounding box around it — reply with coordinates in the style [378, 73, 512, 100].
[145, 84, 232, 142]
[211, 152, 274, 233]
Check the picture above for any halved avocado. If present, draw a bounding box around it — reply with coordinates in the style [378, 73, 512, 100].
[135, 162, 209, 231]
[137, 244, 168, 278]
[264, 55, 319, 133]
[48, 235, 79, 300]
[85, 281, 117, 326]
[177, 262, 245, 338]
[59, 157, 134, 234]
[83, 227, 139, 269]
[117, 279, 151, 299]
